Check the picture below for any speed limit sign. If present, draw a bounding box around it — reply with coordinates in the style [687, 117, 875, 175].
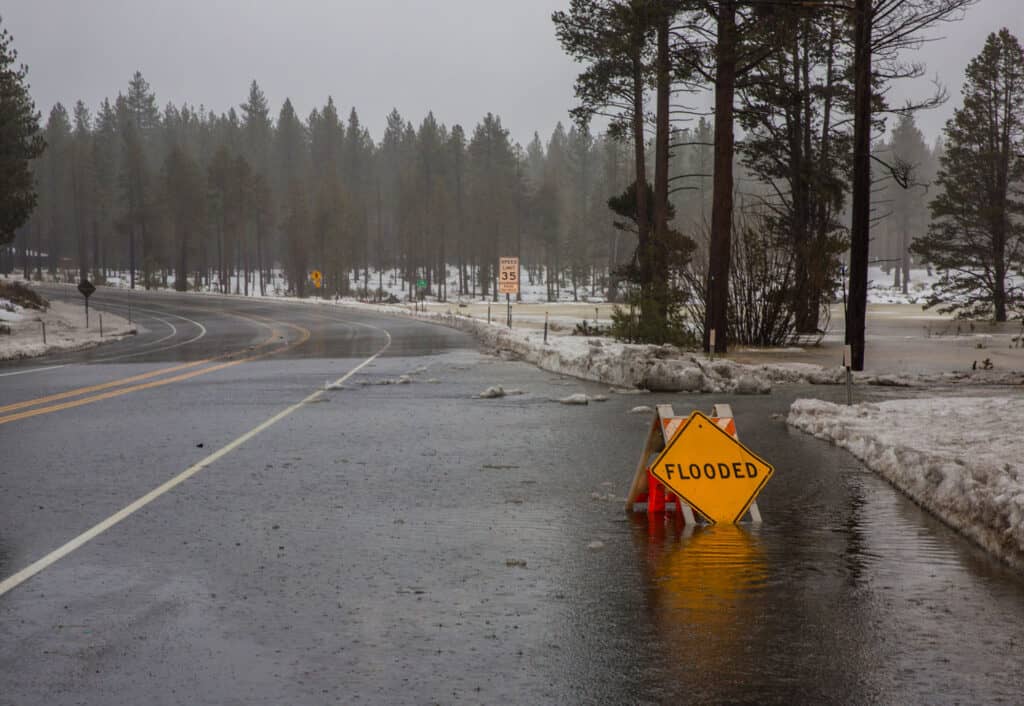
[498, 257, 519, 294]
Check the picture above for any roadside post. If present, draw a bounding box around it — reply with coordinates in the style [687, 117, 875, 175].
[417, 278, 427, 314]
[99, 313, 103, 338]
[40, 320, 46, 345]
[498, 257, 518, 329]
[77, 279, 96, 328]
[709, 329, 716, 361]
[544, 311, 549, 344]
[843, 344, 853, 405]
[625, 404, 773, 526]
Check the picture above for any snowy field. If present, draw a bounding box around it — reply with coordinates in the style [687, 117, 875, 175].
[788, 397, 1024, 569]
[60, 265, 611, 306]
[865, 265, 940, 305]
[0, 284, 134, 361]
[7, 264, 942, 307]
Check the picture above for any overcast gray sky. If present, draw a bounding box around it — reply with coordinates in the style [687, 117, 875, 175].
[6, 0, 1020, 146]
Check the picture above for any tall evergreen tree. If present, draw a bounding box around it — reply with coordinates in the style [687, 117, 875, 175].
[92, 98, 119, 278]
[71, 101, 96, 278]
[883, 112, 934, 293]
[41, 103, 72, 274]
[912, 29, 1024, 321]
[0, 18, 45, 248]
[738, 4, 852, 334]
[162, 145, 205, 291]
[467, 113, 516, 300]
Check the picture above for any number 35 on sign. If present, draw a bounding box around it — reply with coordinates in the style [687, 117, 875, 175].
[499, 257, 519, 294]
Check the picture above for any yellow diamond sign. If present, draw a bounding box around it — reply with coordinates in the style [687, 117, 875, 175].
[649, 410, 774, 524]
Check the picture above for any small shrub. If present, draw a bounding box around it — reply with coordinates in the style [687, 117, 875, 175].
[0, 280, 48, 310]
[573, 320, 611, 337]
[608, 288, 697, 347]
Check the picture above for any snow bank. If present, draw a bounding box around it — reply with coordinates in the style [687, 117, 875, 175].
[0, 296, 25, 323]
[0, 296, 135, 361]
[788, 397, 1024, 569]
[330, 300, 956, 393]
[362, 307, 859, 393]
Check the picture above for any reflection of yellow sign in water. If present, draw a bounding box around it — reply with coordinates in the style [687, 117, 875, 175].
[647, 525, 767, 649]
[650, 410, 773, 524]
[310, 270, 322, 288]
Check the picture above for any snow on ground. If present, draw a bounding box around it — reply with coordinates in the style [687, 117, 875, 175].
[0, 284, 135, 361]
[788, 397, 1024, 569]
[336, 298, 1024, 391]
[16, 265, 613, 305]
[9, 269, 1023, 390]
[0, 297, 25, 323]
[866, 266, 940, 305]
[335, 300, 851, 393]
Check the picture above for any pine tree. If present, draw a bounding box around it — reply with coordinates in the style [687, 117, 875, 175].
[912, 29, 1024, 321]
[71, 101, 97, 279]
[0, 19, 45, 247]
[886, 112, 934, 293]
[738, 5, 852, 334]
[41, 103, 72, 274]
[92, 98, 119, 279]
[467, 113, 516, 300]
[116, 93, 153, 289]
[566, 123, 595, 301]
[162, 145, 204, 291]
[240, 80, 272, 177]
[447, 124, 468, 296]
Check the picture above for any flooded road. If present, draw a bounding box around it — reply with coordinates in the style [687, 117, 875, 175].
[1, 290, 1022, 704]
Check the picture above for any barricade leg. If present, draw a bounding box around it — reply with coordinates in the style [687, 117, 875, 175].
[646, 470, 666, 514]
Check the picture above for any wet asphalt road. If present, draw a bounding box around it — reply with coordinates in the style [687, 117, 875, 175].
[2, 288, 1023, 705]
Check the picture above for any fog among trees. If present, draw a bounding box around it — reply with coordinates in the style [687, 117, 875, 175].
[4, 4, 1023, 363]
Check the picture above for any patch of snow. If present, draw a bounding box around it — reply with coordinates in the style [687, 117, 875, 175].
[558, 393, 589, 405]
[0, 286, 134, 361]
[357, 375, 412, 386]
[479, 386, 506, 399]
[628, 405, 654, 415]
[0, 297, 24, 322]
[788, 396, 1024, 570]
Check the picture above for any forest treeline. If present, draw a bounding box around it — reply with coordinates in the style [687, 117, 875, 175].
[5, 67, 939, 306]
[5, 2, 1021, 367]
[6, 72, 721, 304]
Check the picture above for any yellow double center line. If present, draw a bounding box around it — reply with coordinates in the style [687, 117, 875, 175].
[0, 315, 311, 427]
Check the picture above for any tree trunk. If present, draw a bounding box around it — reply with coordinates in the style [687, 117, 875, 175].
[630, 35, 651, 324]
[847, 0, 873, 370]
[651, 9, 671, 338]
[706, 1, 736, 354]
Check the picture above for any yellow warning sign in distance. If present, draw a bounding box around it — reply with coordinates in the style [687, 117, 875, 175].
[310, 270, 322, 288]
[649, 410, 773, 524]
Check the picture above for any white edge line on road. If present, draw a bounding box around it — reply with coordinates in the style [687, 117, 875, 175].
[0, 364, 67, 378]
[0, 324, 392, 598]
